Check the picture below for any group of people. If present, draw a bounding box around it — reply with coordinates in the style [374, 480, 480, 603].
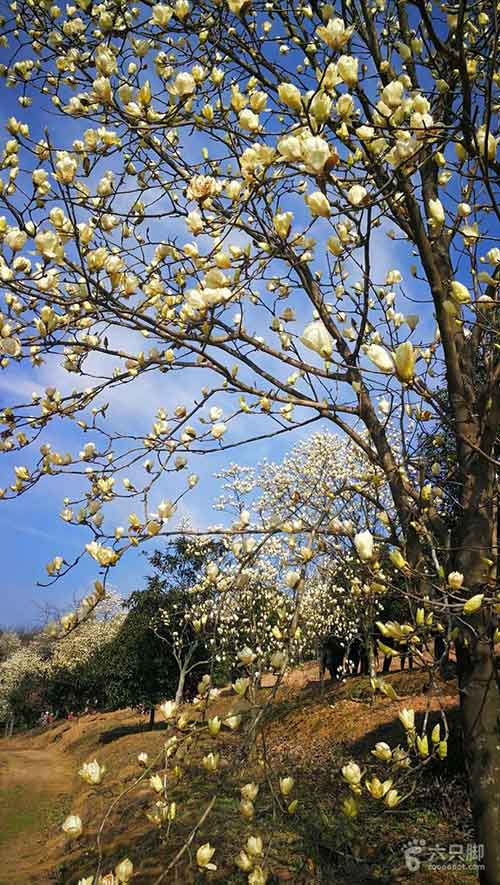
[319, 628, 447, 685]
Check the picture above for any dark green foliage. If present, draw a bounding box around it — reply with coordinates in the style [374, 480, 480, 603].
[94, 584, 177, 714]
[94, 537, 223, 715]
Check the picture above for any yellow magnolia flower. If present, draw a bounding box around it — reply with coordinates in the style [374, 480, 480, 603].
[278, 82, 302, 110]
[316, 17, 353, 49]
[393, 342, 416, 383]
[62, 814, 83, 837]
[196, 842, 216, 870]
[450, 280, 471, 304]
[79, 759, 106, 785]
[398, 708, 415, 731]
[305, 191, 331, 217]
[337, 55, 359, 86]
[115, 858, 134, 883]
[447, 571, 464, 590]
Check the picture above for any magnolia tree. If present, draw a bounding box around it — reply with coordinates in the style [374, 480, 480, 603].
[0, 0, 499, 877]
[214, 429, 392, 667]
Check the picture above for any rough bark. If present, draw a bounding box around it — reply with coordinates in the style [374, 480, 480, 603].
[453, 459, 500, 885]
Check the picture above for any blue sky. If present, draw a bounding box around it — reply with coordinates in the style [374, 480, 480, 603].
[0, 5, 479, 625]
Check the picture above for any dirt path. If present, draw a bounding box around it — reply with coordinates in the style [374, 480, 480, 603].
[0, 738, 76, 884]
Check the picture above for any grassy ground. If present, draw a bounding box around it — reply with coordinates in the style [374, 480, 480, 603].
[0, 664, 479, 884]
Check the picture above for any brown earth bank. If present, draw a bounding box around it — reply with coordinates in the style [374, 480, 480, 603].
[0, 663, 478, 885]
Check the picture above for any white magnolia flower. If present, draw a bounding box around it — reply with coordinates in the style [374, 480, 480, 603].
[347, 184, 367, 206]
[301, 320, 333, 358]
[354, 529, 374, 561]
[365, 344, 395, 373]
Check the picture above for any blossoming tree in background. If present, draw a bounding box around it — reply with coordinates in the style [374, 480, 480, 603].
[214, 430, 392, 668]
[0, 0, 499, 877]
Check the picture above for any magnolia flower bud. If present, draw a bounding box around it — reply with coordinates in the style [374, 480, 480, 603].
[279, 776, 294, 796]
[238, 646, 256, 666]
[62, 814, 83, 837]
[476, 125, 498, 162]
[208, 716, 222, 736]
[301, 320, 334, 358]
[371, 741, 392, 762]
[398, 708, 415, 731]
[150, 774, 164, 793]
[137, 752, 149, 766]
[239, 108, 260, 131]
[417, 734, 429, 757]
[246, 835, 263, 857]
[301, 135, 331, 172]
[393, 342, 416, 382]
[273, 211, 293, 239]
[241, 782, 259, 801]
[366, 776, 393, 798]
[447, 571, 464, 589]
[337, 54, 358, 86]
[384, 789, 401, 807]
[341, 796, 358, 817]
[211, 421, 227, 439]
[305, 191, 331, 217]
[285, 570, 301, 589]
[240, 798, 255, 819]
[270, 650, 286, 670]
[354, 530, 374, 562]
[428, 197, 445, 226]
[233, 677, 250, 696]
[450, 280, 471, 304]
[431, 724, 441, 744]
[463, 593, 484, 614]
[347, 184, 367, 206]
[389, 549, 407, 570]
[342, 761, 362, 785]
[202, 752, 220, 771]
[236, 850, 253, 872]
[115, 858, 134, 882]
[438, 740, 448, 759]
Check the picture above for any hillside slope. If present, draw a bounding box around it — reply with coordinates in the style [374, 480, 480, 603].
[0, 664, 477, 884]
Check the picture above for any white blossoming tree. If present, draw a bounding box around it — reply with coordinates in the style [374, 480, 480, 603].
[0, 0, 499, 876]
[0, 591, 125, 724]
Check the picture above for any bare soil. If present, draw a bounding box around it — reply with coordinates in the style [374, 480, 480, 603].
[0, 664, 476, 885]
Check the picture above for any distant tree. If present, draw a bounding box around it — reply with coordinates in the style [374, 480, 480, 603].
[95, 585, 176, 728]
[98, 537, 222, 724]
[0, 630, 22, 662]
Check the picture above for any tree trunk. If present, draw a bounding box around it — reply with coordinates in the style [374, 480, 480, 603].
[456, 618, 500, 885]
[175, 669, 186, 705]
[453, 458, 500, 885]
[148, 706, 155, 730]
[364, 629, 376, 679]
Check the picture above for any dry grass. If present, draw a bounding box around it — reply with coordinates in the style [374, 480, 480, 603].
[0, 664, 478, 884]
